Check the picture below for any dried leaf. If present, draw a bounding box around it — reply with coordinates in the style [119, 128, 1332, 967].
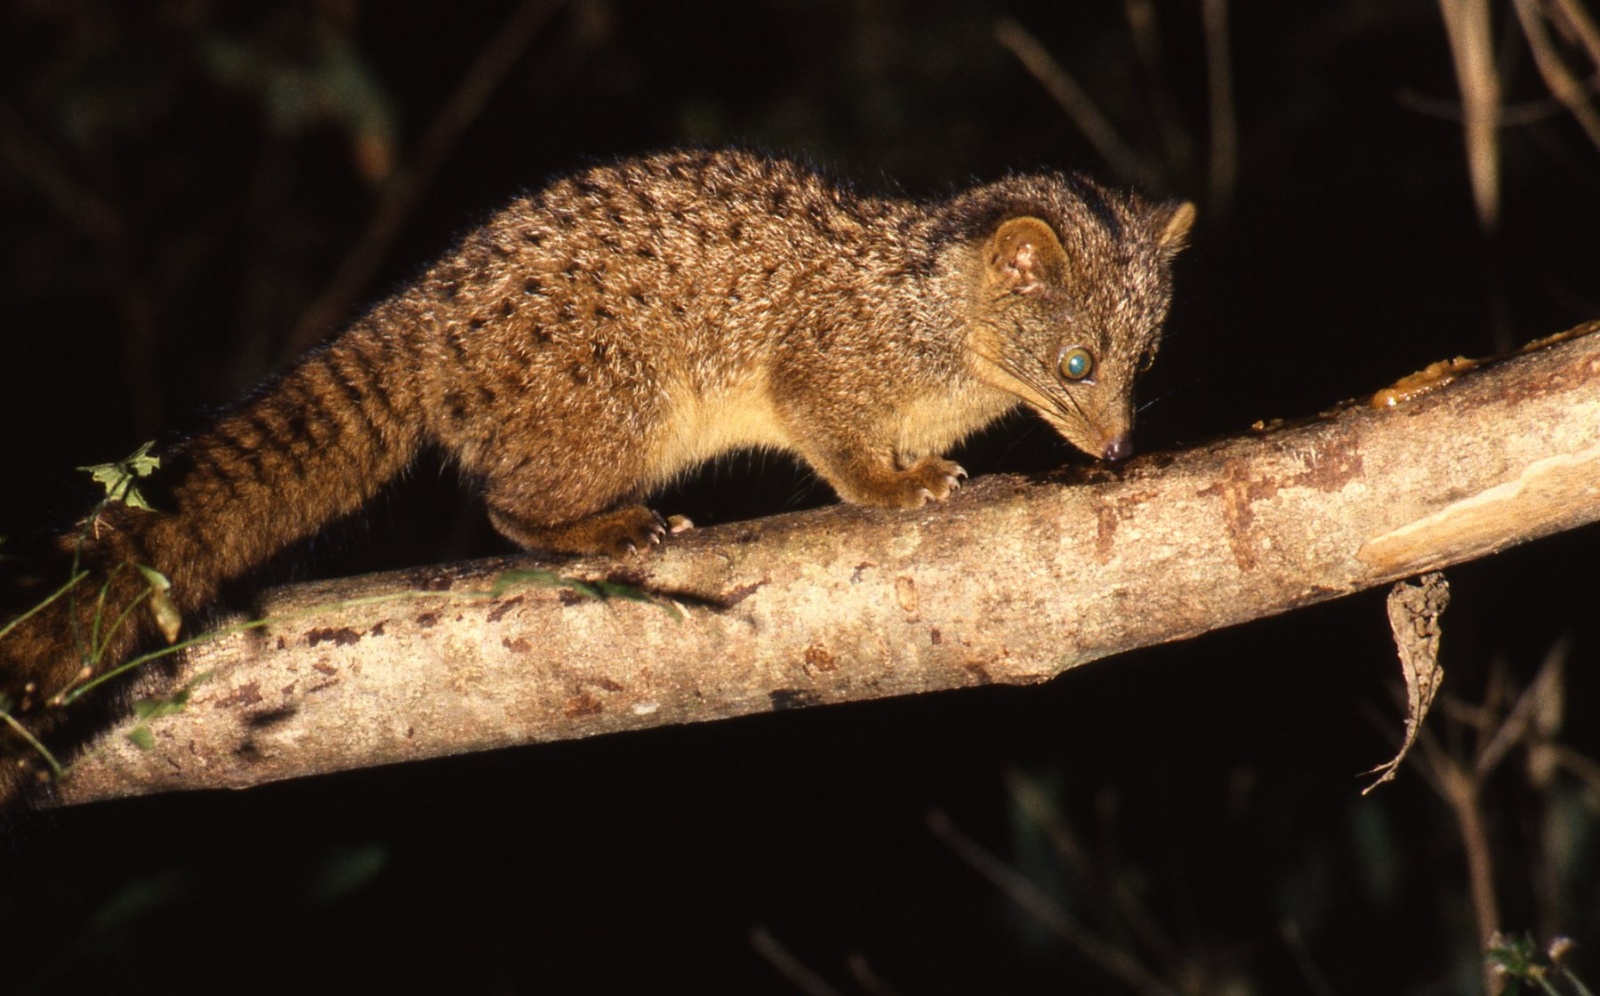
[1364, 572, 1450, 793]
[138, 564, 182, 644]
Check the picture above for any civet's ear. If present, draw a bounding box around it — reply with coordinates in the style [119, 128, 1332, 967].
[1156, 201, 1197, 254]
[987, 216, 1067, 295]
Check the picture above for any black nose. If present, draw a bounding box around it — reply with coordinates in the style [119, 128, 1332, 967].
[1102, 434, 1134, 463]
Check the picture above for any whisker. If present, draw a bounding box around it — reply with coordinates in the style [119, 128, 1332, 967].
[1140, 375, 1210, 409]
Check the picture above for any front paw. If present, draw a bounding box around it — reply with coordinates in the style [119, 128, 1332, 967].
[904, 456, 968, 505]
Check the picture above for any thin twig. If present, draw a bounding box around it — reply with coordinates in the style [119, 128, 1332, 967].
[845, 953, 900, 996]
[1453, 771, 1503, 995]
[1416, 729, 1503, 995]
[994, 18, 1160, 189]
[1396, 76, 1600, 125]
[1544, 0, 1600, 73]
[0, 710, 62, 779]
[1514, 0, 1600, 152]
[1474, 638, 1567, 779]
[927, 808, 1181, 996]
[1201, 0, 1237, 220]
[1547, 743, 1600, 799]
[1122, 0, 1194, 177]
[748, 926, 844, 996]
[1005, 768, 1182, 974]
[0, 572, 87, 645]
[285, 0, 568, 355]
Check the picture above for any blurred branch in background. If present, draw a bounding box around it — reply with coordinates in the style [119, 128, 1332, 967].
[1407, 1, 1600, 154]
[1430, 0, 1600, 349]
[0, 103, 161, 435]
[994, 17, 1162, 191]
[747, 926, 848, 996]
[996, 5, 1235, 221]
[1122, 0, 1196, 181]
[1201, 0, 1236, 221]
[1513, 0, 1600, 151]
[283, 0, 567, 356]
[1436, 0, 1502, 233]
[1399, 639, 1596, 996]
[928, 808, 1183, 996]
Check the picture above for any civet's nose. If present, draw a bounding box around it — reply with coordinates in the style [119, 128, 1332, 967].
[1102, 433, 1134, 463]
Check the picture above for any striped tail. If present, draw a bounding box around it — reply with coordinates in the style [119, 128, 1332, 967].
[1, 301, 429, 805]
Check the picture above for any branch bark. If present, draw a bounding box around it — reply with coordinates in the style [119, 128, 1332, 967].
[54, 323, 1600, 805]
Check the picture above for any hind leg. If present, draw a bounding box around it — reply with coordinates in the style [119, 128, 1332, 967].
[488, 502, 690, 557]
[481, 457, 694, 558]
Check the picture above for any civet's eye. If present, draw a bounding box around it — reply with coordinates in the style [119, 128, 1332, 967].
[1058, 346, 1094, 382]
[1137, 346, 1157, 373]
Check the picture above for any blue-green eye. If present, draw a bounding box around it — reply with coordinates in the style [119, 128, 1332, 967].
[1059, 346, 1094, 381]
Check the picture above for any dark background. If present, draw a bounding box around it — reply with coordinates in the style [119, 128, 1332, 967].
[2, 1, 1597, 992]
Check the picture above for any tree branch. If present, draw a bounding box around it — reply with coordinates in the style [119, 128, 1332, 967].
[53, 323, 1600, 805]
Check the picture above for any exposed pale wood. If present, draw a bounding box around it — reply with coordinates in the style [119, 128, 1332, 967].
[54, 324, 1600, 805]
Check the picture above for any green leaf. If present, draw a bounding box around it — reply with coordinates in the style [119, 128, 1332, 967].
[126, 725, 155, 750]
[488, 568, 683, 621]
[489, 568, 568, 597]
[130, 673, 207, 721]
[77, 441, 162, 510]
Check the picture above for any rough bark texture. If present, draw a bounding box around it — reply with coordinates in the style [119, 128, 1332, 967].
[52, 323, 1600, 805]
